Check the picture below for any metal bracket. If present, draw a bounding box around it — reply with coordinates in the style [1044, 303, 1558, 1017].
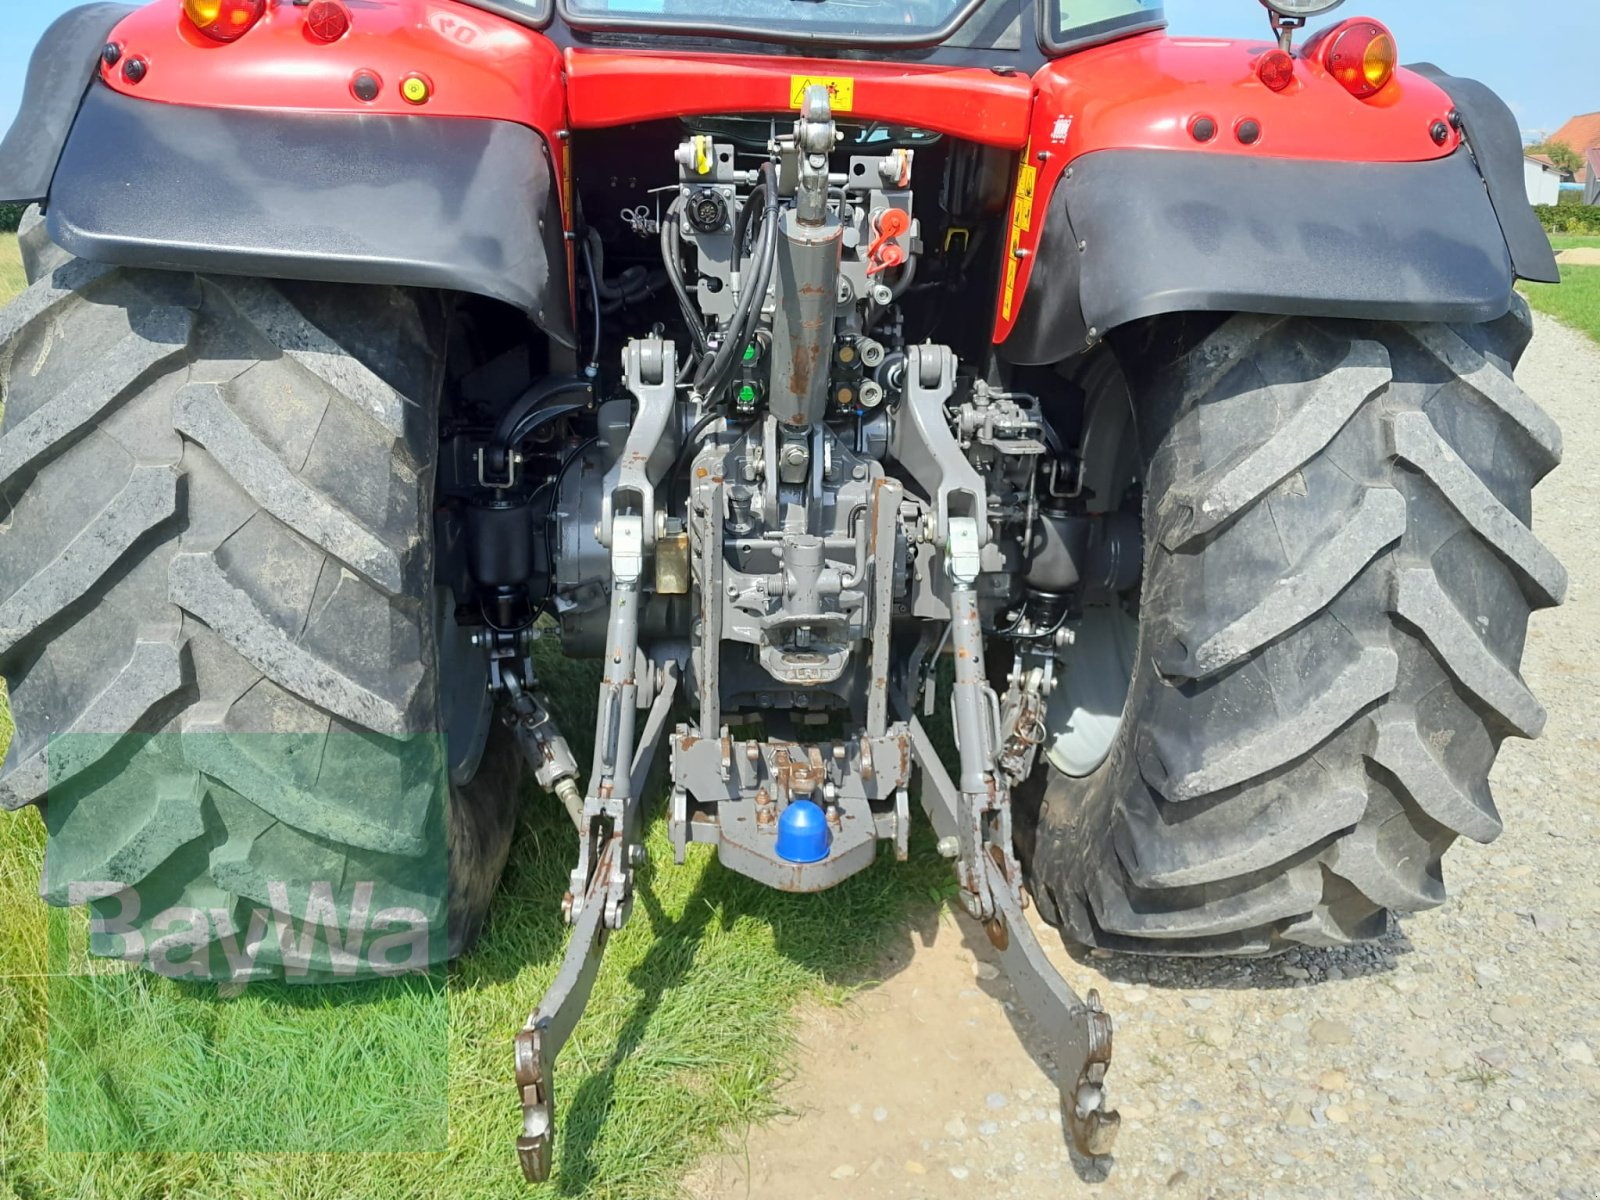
[945, 573, 1006, 923]
[514, 838, 617, 1183]
[886, 343, 987, 549]
[600, 337, 678, 552]
[899, 699, 1121, 1160]
[983, 848, 1120, 1158]
[511, 659, 679, 1183]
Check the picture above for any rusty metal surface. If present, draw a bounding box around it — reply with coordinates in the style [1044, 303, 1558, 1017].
[669, 727, 913, 891]
[982, 850, 1120, 1160]
[515, 837, 618, 1182]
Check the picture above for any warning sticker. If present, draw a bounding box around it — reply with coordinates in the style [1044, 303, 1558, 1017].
[790, 75, 855, 113]
[1002, 155, 1039, 322]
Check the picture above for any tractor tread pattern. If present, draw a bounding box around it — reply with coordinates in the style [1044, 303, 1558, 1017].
[1032, 301, 1562, 954]
[0, 233, 519, 977]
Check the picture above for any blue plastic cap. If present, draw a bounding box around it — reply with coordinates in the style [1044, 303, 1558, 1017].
[774, 799, 832, 864]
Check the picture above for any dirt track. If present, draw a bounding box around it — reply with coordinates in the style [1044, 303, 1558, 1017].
[691, 312, 1600, 1200]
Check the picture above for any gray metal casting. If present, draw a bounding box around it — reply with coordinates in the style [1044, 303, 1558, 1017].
[512, 98, 1121, 1178]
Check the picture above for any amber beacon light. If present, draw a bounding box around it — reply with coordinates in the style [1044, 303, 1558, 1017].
[1315, 18, 1398, 99]
[182, 0, 267, 42]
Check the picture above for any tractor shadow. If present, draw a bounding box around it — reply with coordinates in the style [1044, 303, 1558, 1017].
[951, 909, 1414, 1181]
[479, 647, 1417, 1189]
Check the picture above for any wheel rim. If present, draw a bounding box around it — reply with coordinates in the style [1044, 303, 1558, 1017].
[435, 587, 493, 786]
[1038, 352, 1143, 780]
[1043, 601, 1139, 778]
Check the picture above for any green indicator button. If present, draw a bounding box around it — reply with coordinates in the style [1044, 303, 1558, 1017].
[737, 384, 758, 406]
[742, 344, 759, 363]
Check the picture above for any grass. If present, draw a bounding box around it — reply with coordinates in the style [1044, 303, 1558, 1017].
[2, 650, 955, 1199]
[1547, 233, 1600, 251]
[2, 236, 19, 786]
[1521, 264, 1600, 345]
[0, 232, 23, 302]
[0, 228, 955, 1196]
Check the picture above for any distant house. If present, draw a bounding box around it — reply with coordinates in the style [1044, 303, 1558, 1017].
[1547, 111, 1600, 189]
[1588, 149, 1600, 206]
[1525, 155, 1564, 205]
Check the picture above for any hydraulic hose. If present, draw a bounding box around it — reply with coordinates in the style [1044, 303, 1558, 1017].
[695, 163, 780, 402]
[492, 377, 593, 469]
[661, 197, 707, 357]
[731, 182, 768, 262]
[580, 236, 602, 378]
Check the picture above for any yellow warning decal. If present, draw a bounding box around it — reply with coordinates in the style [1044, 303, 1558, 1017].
[790, 74, 855, 113]
[1001, 152, 1039, 322]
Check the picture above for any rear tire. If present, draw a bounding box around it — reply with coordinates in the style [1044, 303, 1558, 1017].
[0, 248, 520, 978]
[1025, 304, 1565, 954]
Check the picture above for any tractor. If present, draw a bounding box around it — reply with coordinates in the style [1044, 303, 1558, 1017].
[0, 0, 1564, 1180]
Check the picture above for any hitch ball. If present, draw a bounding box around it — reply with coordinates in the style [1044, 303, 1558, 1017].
[774, 799, 832, 864]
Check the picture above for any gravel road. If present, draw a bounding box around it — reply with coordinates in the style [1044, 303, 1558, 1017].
[691, 312, 1600, 1200]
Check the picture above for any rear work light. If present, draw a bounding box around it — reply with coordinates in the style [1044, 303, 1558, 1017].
[182, 0, 266, 43]
[1319, 18, 1397, 99]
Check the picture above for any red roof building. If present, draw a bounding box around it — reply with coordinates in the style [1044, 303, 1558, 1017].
[1548, 112, 1600, 184]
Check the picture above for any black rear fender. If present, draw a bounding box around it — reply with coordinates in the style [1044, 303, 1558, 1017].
[1001, 75, 1557, 367]
[0, 4, 573, 346]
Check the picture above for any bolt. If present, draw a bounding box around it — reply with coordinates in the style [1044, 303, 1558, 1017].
[101, 42, 122, 67]
[122, 57, 148, 84]
[937, 835, 961, 859]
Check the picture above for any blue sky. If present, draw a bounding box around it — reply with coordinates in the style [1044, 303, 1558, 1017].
[0, 1, 1592, 138]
